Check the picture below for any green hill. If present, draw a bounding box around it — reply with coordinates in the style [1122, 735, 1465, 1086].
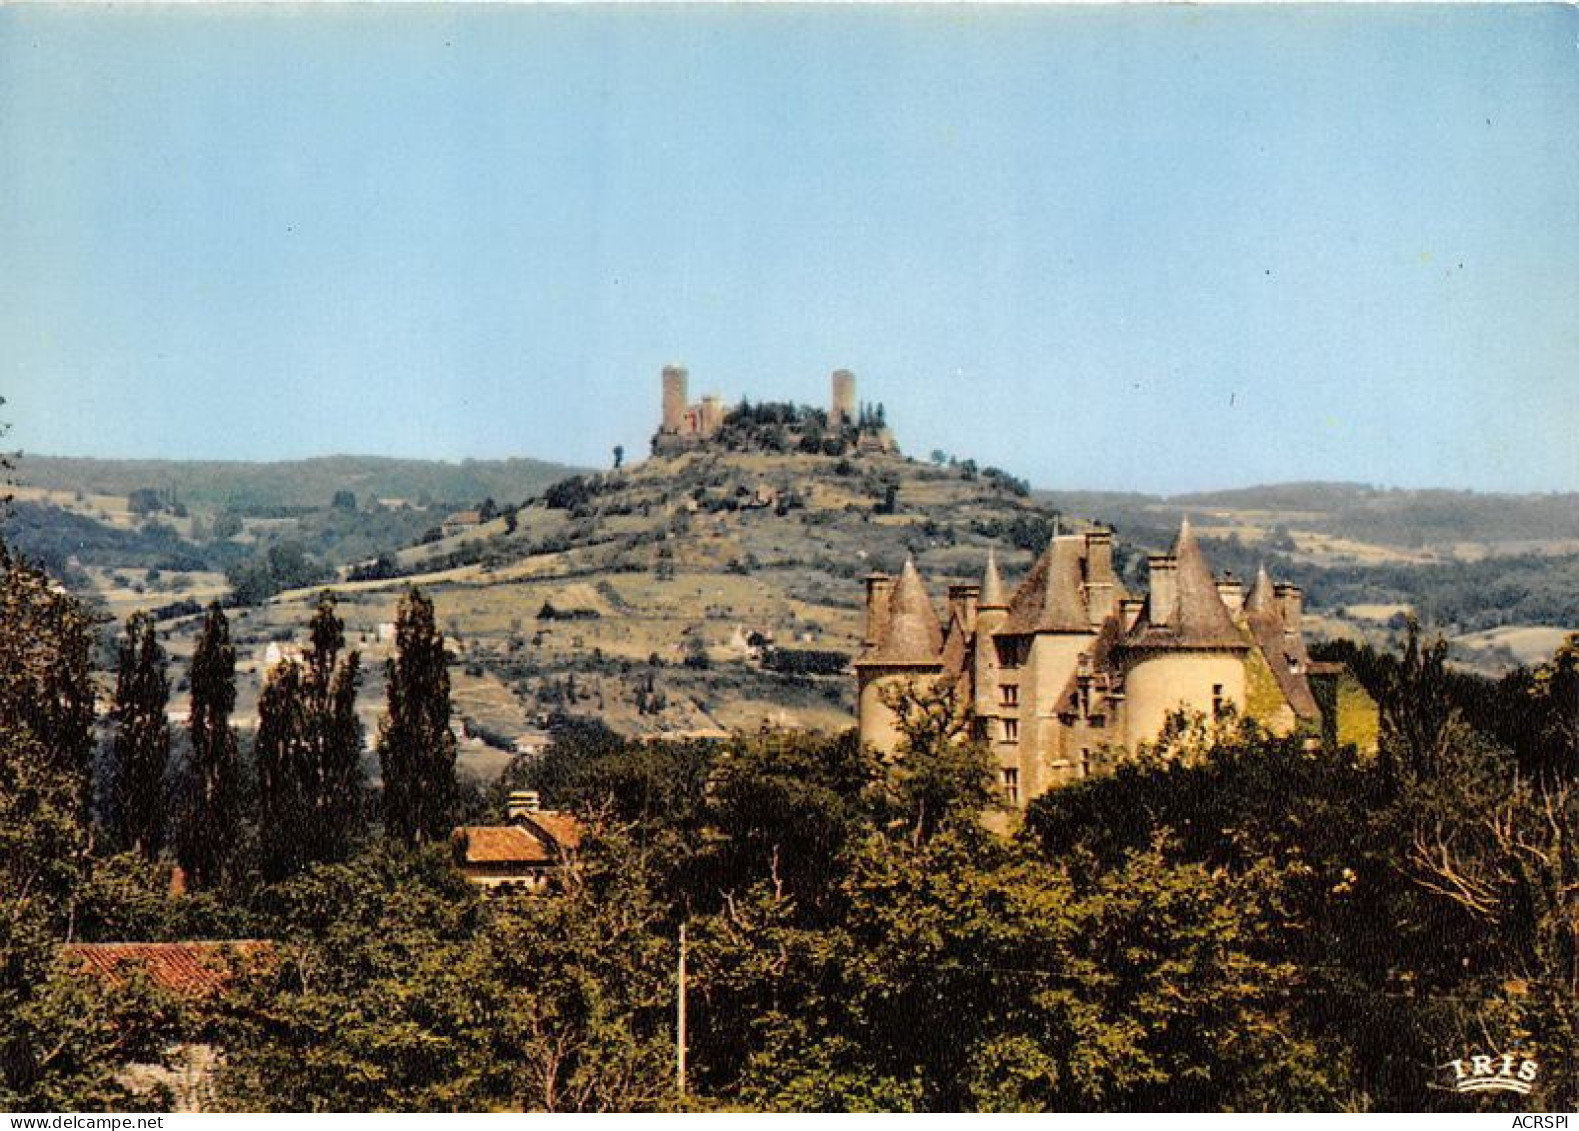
[10, 440, 1577, 752]
[15, 453, 583, 512]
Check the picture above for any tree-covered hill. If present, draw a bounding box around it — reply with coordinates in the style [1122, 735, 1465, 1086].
[15, 453, 584, 512]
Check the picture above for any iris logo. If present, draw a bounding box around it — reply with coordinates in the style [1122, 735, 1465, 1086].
[1448, 1052, 1538, 1095]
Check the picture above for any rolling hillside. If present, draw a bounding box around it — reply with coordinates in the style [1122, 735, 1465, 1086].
[7, 442, 1577, 763]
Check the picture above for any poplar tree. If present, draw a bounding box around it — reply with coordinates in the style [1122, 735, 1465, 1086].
[107, 612, 170, 859]
[257, 592, 365, 881]
[176, 601, 240, 889]
[378, 586, 457, 847]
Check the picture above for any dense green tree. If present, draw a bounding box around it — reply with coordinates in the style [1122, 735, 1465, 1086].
[217, 845, 491, 1111]
[0, 544, 175, 1108]
[877, 678, 998, 846]
[256, 593, 365, 881]
[378, 587, 457, 847]
[106, 612, 171, 860]
[175, 602, 241, 890]
[0, 542, 97, 813]
[219, 829, 676, 1112]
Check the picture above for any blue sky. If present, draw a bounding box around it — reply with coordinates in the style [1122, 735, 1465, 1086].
[2, 4, 1575, 494]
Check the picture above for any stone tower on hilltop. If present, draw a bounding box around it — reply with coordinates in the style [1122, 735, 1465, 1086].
[654, 364, 726, 453]
[856, 519, 1333, 811]
[829, 369, 857, 431]
[651, 363, 895, 455]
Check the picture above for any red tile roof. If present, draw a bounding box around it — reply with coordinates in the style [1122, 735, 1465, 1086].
[455, 824, 555, 865]
[454, 811, 583, 866]
[522, 811, 583, 852]
[63, 941, 269, 998]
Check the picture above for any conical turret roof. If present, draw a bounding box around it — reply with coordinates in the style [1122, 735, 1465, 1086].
[1244, 564, 1277, 615]
[1001, 536, 1091, 635]
[1241, 564, 1319, 719]
[979, 549, 1008, 610]
[860, 557, 944, 666]
[1125, 518, 1247, 651]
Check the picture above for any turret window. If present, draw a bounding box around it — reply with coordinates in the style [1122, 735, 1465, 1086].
[1002, 718, 1019, 743]
[1000, 684, 1019, 707]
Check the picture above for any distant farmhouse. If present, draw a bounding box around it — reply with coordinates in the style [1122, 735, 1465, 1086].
[856, 520, 1366, 810]
[652, 365, 896, 455]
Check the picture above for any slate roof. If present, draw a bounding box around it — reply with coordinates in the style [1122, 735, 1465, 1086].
[63, 941, 269, 998]
[940, 610, 971, 683]
[1124, 519, 1247, 652]
[1001, 536, 1090, 635]
[979, 550, 1008, 610]
[858, 558, 943, 666]
[1244, 566, 1320, 720]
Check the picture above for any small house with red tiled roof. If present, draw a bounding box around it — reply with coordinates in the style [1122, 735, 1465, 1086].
[62, 940, 273, 1112]
[452, 791, 582, 891]
[441, 509, 485, 538]
[63, 940, 269, 999]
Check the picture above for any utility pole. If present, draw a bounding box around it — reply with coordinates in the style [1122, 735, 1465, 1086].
[676, 921, 689, 1101]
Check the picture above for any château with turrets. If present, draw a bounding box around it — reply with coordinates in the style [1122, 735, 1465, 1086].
[856, 519, 1338, 811]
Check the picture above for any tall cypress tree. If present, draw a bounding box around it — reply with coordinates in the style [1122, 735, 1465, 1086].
[257, 592, 364, 881]
[378, 586, 457, 846]
[176, 602, 240, 890]
[107, 612, 170, 859]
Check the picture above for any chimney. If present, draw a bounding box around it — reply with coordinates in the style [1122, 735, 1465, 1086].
[1120, 597, 1146, 632]
[948, 583, 980, 635]
[507, 790, 541, 821]
[1275, 582, 1304, 630]
[1216, 574, 1246, 616]
[1147, 555, 1178, 627]
[1084, 530, 1116, 625]
[863, 573, 894, 648]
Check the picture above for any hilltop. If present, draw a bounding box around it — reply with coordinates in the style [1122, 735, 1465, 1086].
[6, 437, 1578, 764]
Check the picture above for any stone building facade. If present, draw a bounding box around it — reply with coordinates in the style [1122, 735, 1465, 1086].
[855, 519, 1324, 809]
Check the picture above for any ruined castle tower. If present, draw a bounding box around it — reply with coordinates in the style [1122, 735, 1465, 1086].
[830, 369, 856, 431]
[660, 365, 689, 436]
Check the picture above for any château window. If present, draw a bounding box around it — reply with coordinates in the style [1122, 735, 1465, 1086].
[1002, 717, 1019, 743]
[1000, 684, 1019, 707]
[995, 638, 1024, 670]
[1002, 767, 1020, 806]
[1212, 683, 1225, 718]
[1080, 746, 1092, 778]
